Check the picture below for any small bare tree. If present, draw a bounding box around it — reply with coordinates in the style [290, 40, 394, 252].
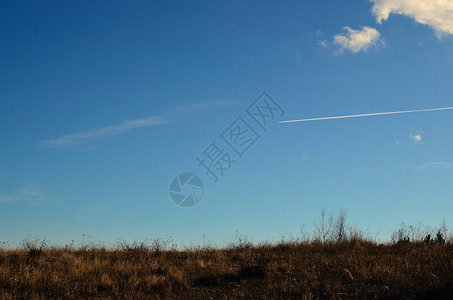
[348, 224, 365, 242]
[439, 219, 448, 243]
[333, 210, 348, 242]
[314, 207, 333, 243]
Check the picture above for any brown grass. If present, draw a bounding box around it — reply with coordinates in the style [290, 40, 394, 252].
[1, 238, 452, 299]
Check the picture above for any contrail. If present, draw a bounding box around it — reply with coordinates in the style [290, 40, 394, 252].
[279, 106, 453, 124]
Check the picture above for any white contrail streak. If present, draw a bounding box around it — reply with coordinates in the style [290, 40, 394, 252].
[279, 106, 453, 124]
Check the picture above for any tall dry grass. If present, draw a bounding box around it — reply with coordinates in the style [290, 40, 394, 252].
[1, 214, 453, 299]
[0, 238, 452, 299]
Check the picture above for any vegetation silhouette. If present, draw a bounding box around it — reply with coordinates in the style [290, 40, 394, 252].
[1, 209, 452, 299]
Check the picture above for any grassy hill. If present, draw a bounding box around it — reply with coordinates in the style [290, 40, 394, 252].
[1, 236, 452, 299]
[2, 211, 453, 299]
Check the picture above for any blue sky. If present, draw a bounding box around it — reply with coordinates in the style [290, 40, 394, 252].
[1, 0, 453, 247]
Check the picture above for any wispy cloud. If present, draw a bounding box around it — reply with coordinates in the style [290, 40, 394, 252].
[410, 132, 423, 144]
[0, 186, 56, 205]
[39, 116, 168, 148]
[371, 0, 453, 38]
[39, 100, 233, 149]
[164, 99, 233, 119]
[415, 162, 451, 170]
[301, 153, 311, 161]
[78, 200, 122, 220]
[315, 30, 328, 49]
[229, 22, 239, 30]
[334, 26, 383, 54]
[318, 40, 328, 48]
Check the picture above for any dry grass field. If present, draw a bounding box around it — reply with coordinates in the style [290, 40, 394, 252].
[1, 234, 452, 299]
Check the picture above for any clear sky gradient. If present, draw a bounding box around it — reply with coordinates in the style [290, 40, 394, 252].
[1, 0, 453, 247]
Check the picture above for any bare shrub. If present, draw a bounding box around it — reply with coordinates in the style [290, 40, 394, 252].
[21, 237, 47, 258]
[313, 207, 333, 243]
[333, 210, 348, 242]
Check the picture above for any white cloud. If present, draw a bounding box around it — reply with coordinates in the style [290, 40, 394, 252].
[318, 40, 328, 48]
[78, 200, 121, 220]
[0, 186, 55, 205]
[315, 30, 328, 49]
[415, 162, 452, 170]
[333, 26, 382, 54]
[371, 0, 453, 38]
[229, 22, 239, 30]
[410, 133, 423, 144]
[301, 153, 311, 160]
[39, 116, 168, 148]
[39, 100, 232, 149]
